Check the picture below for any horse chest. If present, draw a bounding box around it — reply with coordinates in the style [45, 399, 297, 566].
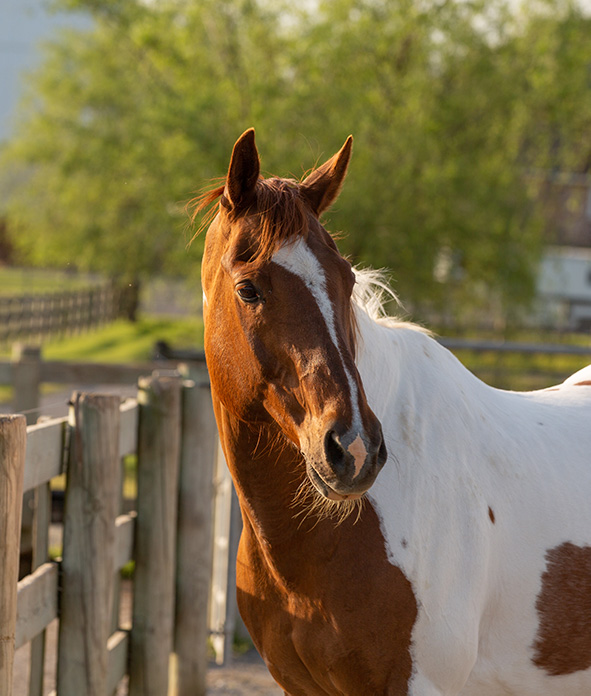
[236, 505, 418, 695]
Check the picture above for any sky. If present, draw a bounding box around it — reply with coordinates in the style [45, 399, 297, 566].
[0, 1, 89, 141]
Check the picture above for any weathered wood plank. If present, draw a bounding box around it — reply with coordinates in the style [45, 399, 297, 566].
[173, 381, 217, 696]
[11, 345, 41, 425]
[28, 482, 51, 696]
[106, 630, 129, 696]
[57, 393, 121, 696]
[209, 440, 234, 665]
[0, 362, 11, 383]
[128, 376, 181, 696]
[0, 415, 26, 695]
[15, 563, 58, 650]
[23, 417, 66, 493]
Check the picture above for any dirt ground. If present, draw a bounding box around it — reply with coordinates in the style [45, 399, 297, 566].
[207, 651, 282, 695]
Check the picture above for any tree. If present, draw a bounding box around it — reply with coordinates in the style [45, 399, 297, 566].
[2, 0, 591, 324]
[2, 0, 290, 281]
[276, 0, 591, 320]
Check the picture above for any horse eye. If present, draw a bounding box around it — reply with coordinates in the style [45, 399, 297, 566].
[236, 282, 260, 304]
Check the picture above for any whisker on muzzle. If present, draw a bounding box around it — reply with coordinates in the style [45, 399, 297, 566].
[291, 476, 365, 528]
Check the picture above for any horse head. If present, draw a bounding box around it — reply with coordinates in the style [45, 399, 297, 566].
[201, 129, 387, 502]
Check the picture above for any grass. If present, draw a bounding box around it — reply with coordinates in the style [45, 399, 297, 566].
[44, 316, 203, 362]
[0, 315, 203, 363]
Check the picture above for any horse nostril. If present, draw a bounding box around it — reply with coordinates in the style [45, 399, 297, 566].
[324, 430, 347, 470]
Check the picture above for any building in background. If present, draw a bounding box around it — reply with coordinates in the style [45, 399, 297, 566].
[537, 173, 591, 330]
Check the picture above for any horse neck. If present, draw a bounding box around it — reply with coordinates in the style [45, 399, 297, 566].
[354, 309, 493, 468]
[213, 400, 343, 582]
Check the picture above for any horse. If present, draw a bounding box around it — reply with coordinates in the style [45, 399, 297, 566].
[198, 128, 591, 696]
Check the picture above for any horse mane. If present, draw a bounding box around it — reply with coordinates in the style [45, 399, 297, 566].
[190, 176, 311, 261]
[352, 267, 431, 334]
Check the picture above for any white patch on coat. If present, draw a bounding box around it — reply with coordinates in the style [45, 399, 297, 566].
[349, 278, 591, 696]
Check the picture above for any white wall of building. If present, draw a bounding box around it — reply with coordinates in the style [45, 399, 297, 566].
[537, 247, 591, 329]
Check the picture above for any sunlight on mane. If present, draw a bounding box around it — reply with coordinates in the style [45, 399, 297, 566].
[352, 267, 429, 334]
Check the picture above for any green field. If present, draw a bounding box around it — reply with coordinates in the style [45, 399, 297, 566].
[0, 316, 203, 363]
[43, 316, 203, 363]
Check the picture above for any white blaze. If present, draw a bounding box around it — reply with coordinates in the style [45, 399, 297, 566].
[272, 238, 365, 448]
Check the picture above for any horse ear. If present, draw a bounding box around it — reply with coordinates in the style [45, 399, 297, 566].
[225, 128, 260, 212]
[300, 136, 353, 216]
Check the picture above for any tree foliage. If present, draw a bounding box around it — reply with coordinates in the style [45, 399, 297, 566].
[2, 0, 591, 320]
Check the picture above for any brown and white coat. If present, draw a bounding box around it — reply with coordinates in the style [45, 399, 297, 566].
[200, 129, 591, 696]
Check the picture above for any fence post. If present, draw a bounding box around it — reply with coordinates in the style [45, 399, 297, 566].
[11, 344, 41, 424]
[0, 415, 26, 696]
[172, 381, 217, 696]
[57, 393, 121, 696]
[129, 376, 182, 696]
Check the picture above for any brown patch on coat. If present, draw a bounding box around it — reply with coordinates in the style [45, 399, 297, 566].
[488, 507, 495, 524]
[237, 498, 418, 695]
[532, 541, 591, 676]
[574, 381, 591, 386]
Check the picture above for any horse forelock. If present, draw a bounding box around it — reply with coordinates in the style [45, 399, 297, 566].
[191, 176, 315, 262]
[251, 178, 311, 261]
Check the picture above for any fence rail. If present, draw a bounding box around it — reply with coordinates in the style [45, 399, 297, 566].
[0, 283, 132, 347]
[437, 336, 591, 390]
[438, 337, 591, 356]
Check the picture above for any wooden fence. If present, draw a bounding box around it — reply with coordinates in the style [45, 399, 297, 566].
[0, 283, 132, 347]
[0, 375, 218, 696]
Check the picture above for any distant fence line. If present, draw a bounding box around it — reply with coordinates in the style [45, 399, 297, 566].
[0, 282, 134, 346]
[438, 337, 591, 390]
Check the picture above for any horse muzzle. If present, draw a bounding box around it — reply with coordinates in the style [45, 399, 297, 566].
[305, 421, 387, 501]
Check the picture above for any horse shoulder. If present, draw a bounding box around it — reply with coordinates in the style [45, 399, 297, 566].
[235, 503, 420, 695]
